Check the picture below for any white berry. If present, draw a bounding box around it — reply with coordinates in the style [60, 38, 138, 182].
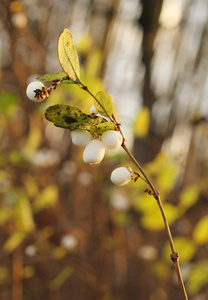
[102, 130, 123, 150]
[110, 167, 133, 186]
[90, 105, 98, 114]
[61, 235, 77, 250]
[24, 245, 37, 257]
[71, 129, 92, 147]
[83, 139, 105, 164]
[26, 81, 45, 102]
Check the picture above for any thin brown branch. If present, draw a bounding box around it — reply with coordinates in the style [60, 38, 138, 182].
[12, 249, 23, 300]
[81, 84, 115, 123]
[171, 253, 189, 300]
[122, 142, 188, 300]
[82, 84, 189, 300]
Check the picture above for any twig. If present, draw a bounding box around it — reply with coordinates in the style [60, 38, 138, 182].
[83, 85, 189, 300]
[80, 84, 115, 123]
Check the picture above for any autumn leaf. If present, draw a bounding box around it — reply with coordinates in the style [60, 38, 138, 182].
[45, 104, 115, 135]
[58, 29, 80, 82]
[94, 91, 114, 117]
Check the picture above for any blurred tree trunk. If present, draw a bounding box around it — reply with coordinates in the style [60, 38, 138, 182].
[134, 0, 164, 164]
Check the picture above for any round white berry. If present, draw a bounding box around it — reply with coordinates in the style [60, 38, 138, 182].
[102, 130, 123, 150]
[71, 129, 92, 147]
[24, 245, 37, 257]
[26, 81, 45, 102]
[110, 192, 129, 211]
[90, 105, 98, 114]
[110, 167, 133, 186]
[61, 235, 77, 250]
[83, 139, 105, 164]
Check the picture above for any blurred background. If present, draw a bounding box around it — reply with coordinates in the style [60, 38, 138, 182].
[1, 0, 208, 299]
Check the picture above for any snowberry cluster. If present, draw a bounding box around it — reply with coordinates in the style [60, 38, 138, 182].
[71, 128, 122, 163]
[71, 126, 133, 186]
[26, 84, 133, 186]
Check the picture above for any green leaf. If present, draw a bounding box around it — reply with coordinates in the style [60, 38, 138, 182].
[94, 91, 114, 117]
[193, 215, 208, 245]
[58, 29, 80, 82]
[61, 78, 75, 84]
[37, 72, 74, 84]
[45, 104, 115, 135]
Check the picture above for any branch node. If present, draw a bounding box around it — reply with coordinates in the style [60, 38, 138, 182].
[170, 252, 179, 263]
[81, 85, 88, 91]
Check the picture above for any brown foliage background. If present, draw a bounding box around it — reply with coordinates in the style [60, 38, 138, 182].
[0, 1, 208, 300]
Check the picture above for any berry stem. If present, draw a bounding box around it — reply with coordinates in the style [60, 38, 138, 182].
[80, 85, 189, 300]
[80, 84, 115, 123]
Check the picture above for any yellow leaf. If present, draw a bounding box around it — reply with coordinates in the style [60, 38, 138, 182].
[179, 184, 199, 210]
[151, 261, 171, 280]
[94, 91, 114, 117]
[22, 174, 39, 198]
[134, 106, 150, 137]
[33, 185, 58, 212]
[15, 196, 35, 232]
[157, 164, 176, 193]
[193, 215, 208, 245]
[86, 50, 103, 78]
[3, 231, 27, 253]
[187, 261, 208, 295]
[0, 208, 12, 225]
[23, 266, 35, 279]
[134, 192, 158, 213]
[0, 267, 9, 283]
[163, 236, 196, 262]
[23, 126, 42, 157]
[141, 203, 180, 231]
[58, 29, 80, 82]
[77, 34, 93, 54]
[49, 266, 73, 290]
